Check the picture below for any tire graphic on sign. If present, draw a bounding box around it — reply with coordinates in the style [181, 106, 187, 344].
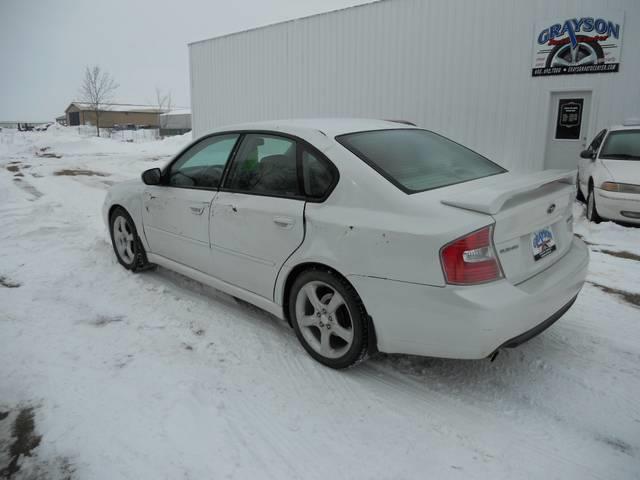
[545, 41, 605, 68]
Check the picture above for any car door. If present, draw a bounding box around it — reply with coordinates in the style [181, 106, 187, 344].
[142, 133, 240, 272]
[210, 133, 307, 299]
[579, 129, 607, 195]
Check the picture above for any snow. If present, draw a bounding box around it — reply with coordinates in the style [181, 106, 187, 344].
[160, 109, 191, 116]
[1, 127, 639, 479]
[68, 103, 166, 113]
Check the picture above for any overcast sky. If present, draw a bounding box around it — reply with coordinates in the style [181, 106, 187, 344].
[0, 0, 372, 121]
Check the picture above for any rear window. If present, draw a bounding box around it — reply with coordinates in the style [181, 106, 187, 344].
[600, 130, 640, 160]
[336, 129, 506, 193]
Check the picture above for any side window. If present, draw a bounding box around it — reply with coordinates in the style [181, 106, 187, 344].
[588, 129, 607, 154]
[302, 149, 335, 199]
[224, 134, 300, 197]
[168, 134, 239, 188]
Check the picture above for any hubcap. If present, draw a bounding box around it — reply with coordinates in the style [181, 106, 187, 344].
[295, 281, 354, 359]
[113, 216, 135, 264]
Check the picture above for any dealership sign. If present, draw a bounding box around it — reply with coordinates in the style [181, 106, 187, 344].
[532, 13, 624, 77]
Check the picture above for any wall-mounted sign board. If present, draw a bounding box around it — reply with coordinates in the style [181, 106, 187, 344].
[532, 13, 624, 77]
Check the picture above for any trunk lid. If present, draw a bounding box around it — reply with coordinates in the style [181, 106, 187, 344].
[441, 170, 576, 284]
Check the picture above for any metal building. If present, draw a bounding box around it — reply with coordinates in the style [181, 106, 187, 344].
[189, 0, 640, 172]
[159, 109, 192, 136]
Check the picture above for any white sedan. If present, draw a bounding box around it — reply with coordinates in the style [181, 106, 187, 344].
[103, 119, 589, 368]
[578, 121, 640, 224]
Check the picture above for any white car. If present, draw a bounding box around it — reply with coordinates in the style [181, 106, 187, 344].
[578, 120, 640, 224]
[103, 119, 589, 368]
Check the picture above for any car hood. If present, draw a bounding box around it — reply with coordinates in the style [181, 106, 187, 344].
[601, 160, 640, 185]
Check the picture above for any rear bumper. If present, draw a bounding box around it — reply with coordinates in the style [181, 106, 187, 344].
[595, 189, 640, 224]
[348, 237, 589, 359]
[496, 294, 577, 350]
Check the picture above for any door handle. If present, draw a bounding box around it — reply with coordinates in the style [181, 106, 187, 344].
[273, 216, 295, 228]
[190, 206, 205, 215]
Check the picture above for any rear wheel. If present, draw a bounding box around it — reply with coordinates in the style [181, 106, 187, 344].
[586, 187, 602, 223]
[109, 207, 150, 271]
[289, 270, 368, 369]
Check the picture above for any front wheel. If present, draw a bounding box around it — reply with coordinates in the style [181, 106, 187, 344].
[576, 174, 586, 202]
[289, 270, 369, 369]
[587, 188, 602, 223]
[109, 207, 149, 271]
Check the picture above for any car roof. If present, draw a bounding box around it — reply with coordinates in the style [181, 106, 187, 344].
[608, 122, 640, 132]
[609, 125, 640, 132]
[209, 118, 417, 137]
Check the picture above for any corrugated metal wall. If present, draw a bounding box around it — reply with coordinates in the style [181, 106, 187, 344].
[189, 0, 640, 172]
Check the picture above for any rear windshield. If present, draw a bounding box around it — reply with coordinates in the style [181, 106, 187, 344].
[336, 129, 506, 193]
[600, 130, 640, 160]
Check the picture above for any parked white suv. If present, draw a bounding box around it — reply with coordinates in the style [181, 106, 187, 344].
[104, 119, 589, 368]
[578, 120, 640, 224]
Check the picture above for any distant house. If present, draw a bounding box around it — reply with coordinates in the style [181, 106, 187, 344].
[159, 109, 191, 136]
[64, 102, 167, 129]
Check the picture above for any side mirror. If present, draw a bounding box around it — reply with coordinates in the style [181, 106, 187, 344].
[580, 149, 595, 160]
[141, 168, 162, 185]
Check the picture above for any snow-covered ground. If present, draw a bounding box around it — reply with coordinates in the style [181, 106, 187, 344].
[1, 127, 639, 479]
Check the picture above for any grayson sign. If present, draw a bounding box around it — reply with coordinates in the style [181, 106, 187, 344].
[532, 13, 624, 77]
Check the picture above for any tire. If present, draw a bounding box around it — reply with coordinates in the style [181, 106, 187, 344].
[289, 269, 369, 369]
[576, 175, 586, 202]
[109, 207, 150, 272]
[586, 187, 602, 223]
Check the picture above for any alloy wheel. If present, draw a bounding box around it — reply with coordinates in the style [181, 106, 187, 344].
[295, 281, 355, 359]
[113, 216, 136, 264]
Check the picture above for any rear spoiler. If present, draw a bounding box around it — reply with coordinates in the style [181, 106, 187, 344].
[441, 170, 576, 215]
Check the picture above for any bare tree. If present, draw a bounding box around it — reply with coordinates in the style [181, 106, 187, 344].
[79, 66, 119, 137]
[154, 87, 173, 113]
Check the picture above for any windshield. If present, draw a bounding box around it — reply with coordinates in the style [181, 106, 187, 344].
[336, 129, 506, 193]
[600, 130, 640, 160]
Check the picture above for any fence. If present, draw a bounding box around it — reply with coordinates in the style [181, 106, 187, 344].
[76, 125, 160, 143]
[110, 128, 160, 143]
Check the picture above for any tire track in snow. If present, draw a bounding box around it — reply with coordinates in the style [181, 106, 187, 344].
[371, 328, 640, 466]
[216, 392, 317, 480]
[357, 360, 638, 478]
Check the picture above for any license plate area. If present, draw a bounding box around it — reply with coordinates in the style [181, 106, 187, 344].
[531, 227, 556, 261]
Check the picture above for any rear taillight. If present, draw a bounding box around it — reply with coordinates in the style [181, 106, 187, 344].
[440, 225, 503, 285]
